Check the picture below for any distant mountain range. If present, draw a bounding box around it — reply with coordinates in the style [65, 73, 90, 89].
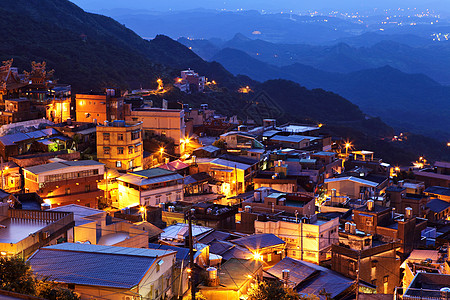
[1, 0, 447, 163]
[180, 35, 450, 140]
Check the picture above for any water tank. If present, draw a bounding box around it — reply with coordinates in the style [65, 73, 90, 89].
[345, 222, 351, 232]
[206, 267, 219, 287]
[254, 191, 261, 202]
[405, 207, 413, 219]
[301, 217, 309, 224]
[244, 206, 252, 213]
[282, 269, 290, 281]
[367, 200, 374, 211]
[350, 223, 357, 234]
[41, 203, 51, 210]
[168, 206, 175, 212]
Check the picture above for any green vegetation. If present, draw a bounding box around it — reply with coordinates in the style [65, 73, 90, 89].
[0, 256, 79, 300]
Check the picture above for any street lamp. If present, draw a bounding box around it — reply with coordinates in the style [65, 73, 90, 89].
[345, 142, 352, 156]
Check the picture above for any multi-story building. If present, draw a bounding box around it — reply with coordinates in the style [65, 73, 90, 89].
[254, 213, 339, 264]
[174, 69, 206, 93]
[0, 98, 40, 125]
[331, 224, 401, 294]
[125, 107, 186, 155]
[23, 160, 105, 208]
[45, 85, 72, 123]
[116, 168, 184, 209]
[96, 120, 143, 171]
[76, 88, 124, 124]
[353, 200, 427, 256]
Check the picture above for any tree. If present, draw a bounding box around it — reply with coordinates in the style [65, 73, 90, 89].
[36, 280, 80, 300]
[0, 256, 79, 300]
[212, 139, 226, 149]
[247, 280, 301, 300]
[0, 257, 35, 295]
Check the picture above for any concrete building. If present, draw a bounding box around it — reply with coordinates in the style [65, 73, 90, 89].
[23, 160, 105, 208]
[331, 225, 401, 294]
[0, 98, 39, 125]
[125, 107, 186, 155]
[76, 88, 124, 124]
[116, 168, 184, 209]
[28, 243, 176, 300]
[0, 203, 74, 258]
[96, 120, 143, 171]
[254, 214, 339, 264]
[352, 201, 427, 256]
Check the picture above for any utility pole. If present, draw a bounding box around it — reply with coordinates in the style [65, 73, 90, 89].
[355, 250, 361, 300]
[188, 208, 196, 300]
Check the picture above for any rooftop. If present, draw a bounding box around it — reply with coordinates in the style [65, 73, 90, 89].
[266, 257, 317, 287]
[325, 176, 380, 188]
[279, 124, 319, 133]
[129, 168, 176, 179]
[50, 204, 105, 226]
[424, 186, 450, 197]
[117, 172, 183, 187]
[231, 233, 285, 251]
[218, 258, 262, 290]
[270, 135, 318, 143]
[24, 160, 104, 175]
[426, 199, 450, 214]
[161, 223, 214, 241]
[0, 218, 48, 243]
[28, 243, 175, 289]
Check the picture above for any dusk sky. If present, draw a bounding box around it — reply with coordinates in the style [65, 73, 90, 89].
[71, 0, 450, 12]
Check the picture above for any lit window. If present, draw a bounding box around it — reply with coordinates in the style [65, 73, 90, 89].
[116, 161, 122, 168]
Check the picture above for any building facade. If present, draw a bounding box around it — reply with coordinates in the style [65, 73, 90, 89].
[76, 88, 124, 124]
[23, 160, 105, 208]
[125, 107, 186, 155]
[96, 120, 143, 171]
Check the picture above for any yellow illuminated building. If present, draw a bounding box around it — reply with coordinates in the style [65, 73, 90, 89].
[46, 98, 71, 123]
[96, 120, 143, 171]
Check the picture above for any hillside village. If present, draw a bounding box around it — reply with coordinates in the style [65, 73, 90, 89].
[0, 59, 450, 300]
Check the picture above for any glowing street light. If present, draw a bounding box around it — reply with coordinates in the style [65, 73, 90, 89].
[252, 252, 262, 261]
[344, 141, 353, 156]
[159, 147, 164, 155]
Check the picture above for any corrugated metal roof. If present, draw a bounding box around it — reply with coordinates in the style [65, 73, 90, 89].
[267, 257, 318, 287]
[424, 186, 450, 197]
[25, 160, 104, 174]
[210, 158, 251, 171]
[161, 223, 213, 241]
[117, 173, 182, 186]
[194, 145, 220, 153]
[426, 199, 450, 213]
[293, 260, 355, 298]
[0, 132, 31, 146]
[232, 233, 285, 251]
[130, 168, 175, 179]
[270, 135, 318, 143]
[28, 244, 172, 289]
[325, 176, 379, 187]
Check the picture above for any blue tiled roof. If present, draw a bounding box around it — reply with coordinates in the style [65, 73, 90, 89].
[426, 199, 450, 213]
[27, 244, 174, 289]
